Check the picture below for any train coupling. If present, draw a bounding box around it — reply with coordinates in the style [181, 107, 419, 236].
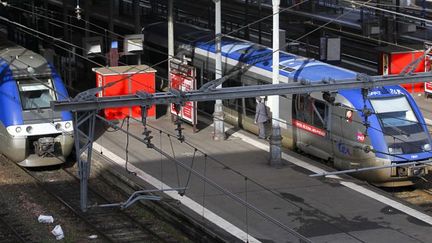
[33, 137, 55, 157]
[397, 164, 428, 177]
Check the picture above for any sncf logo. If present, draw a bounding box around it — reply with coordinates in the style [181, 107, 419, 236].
[356, 132, 365, 143]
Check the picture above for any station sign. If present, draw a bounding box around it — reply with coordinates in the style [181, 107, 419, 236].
[169, 59, 197, 125]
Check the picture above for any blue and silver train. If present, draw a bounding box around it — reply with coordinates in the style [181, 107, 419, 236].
[0, 39, 73, 166]
[144, 22, 432, 186]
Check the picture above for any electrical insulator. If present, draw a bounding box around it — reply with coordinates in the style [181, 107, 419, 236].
[143, 127, 154, 148]
[175, 118, 185, 142]
[75, 4, 82, 20]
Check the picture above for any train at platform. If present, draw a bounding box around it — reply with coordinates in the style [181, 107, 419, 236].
[0, 39, 73, 167]
[143, 22, 432, 187]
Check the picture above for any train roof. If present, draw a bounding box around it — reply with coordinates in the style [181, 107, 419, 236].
[144, 22, 400, 93]
[0, 41, 51, 78]
[195, 38, 357, 82]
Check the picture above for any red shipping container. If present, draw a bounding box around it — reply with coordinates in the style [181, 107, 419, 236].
[378, 46, 428, 93]
[93, 65, 156, 120]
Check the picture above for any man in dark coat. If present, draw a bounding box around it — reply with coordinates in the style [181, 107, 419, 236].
[255, 97, 268, 139]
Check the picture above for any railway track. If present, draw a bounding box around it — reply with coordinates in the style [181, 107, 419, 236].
[8, 159, 191, 242]
[383, 177, 432, 214]
[0, 207, 31, 243]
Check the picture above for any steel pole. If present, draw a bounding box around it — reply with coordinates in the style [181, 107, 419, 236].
[168, 0, 174, 79]
[269, 0, 282, 167]
[213, 0, 226, 140]
[133, 0, 141, 65]
[167, 0, 175, 118]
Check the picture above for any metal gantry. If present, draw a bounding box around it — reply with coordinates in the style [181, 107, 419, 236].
[52, 72, 432, 242]
[72, 110, 97, 212]
[53, 73, 432, 112]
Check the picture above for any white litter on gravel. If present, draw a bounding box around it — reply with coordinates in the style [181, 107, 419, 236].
[37, 215, 54, 224]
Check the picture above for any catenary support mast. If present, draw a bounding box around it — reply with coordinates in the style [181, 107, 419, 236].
[269, 0, 283, 167]
[213, 0, 226, 140]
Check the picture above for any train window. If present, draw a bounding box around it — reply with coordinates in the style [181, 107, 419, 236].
[295, 94, 312, 123]
[312, 100, 327, 129]
[279, 65, 295, 72]
[236, 48, 254, 55]
[370, 96, 423, 135]
[18, 79, 56, 110]
[295, 95, 327, 130]
[245, 97, 256, 118]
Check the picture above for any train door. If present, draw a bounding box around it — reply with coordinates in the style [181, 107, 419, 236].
[293, 94, 333, 160]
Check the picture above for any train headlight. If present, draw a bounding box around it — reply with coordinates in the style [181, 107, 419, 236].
[15, 127, 21, 133]
[422, 143, 431, 151]
[388, 147, 403, 155]
[55, 123, 62, 131]
[26, 126, 33, 133]
[65, 122, 71, 129]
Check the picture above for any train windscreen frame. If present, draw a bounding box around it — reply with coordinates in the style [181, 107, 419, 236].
[370, 95, 431, 154]
[370, 96, 422, 135]
[17, 78, 57, 110]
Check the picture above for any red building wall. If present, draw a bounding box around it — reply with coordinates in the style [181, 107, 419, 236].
[379, 50, 428, 93]
[95, 66, 156, 120]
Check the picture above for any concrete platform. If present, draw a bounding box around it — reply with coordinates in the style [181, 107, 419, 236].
[413, 93, 432, 121]
[93, 114, 432, 243]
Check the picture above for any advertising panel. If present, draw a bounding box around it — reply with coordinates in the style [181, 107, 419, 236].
[169, 59, 197, 125]
[424, 42, 432, 95]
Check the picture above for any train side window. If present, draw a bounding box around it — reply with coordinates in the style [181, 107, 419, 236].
[245, 97, 256, 117]
[312, 100, 327, 129]
[296, 94, 313, 124]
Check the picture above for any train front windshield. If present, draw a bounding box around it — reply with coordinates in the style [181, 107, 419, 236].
[370, 96, 429, 154]
[18, 79, 56, 110]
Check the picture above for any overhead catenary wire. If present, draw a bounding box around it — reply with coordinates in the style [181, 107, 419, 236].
[167, 133, 182, 188]
[344, 0, 432, 25]
[95, 113, 312, 242]
[11, 45, 432, 178]
[93, 108, 377, 241]
[6, 0, 432, 180]
[4, 0, 315, 96]
[125, 116, 137, 175]
[5, 3, 432, 239]
[11, 69, 416, 241]
[6, 0, 429, 103]
[0, 37, 313, 239]
[119, 103, 428, 207]
[0, 14, 166, 95]
[0, 37, 315, 213]
[7, 0, 432, 100]
[9, 41, 428, 239]
[182, 148, 197, 196]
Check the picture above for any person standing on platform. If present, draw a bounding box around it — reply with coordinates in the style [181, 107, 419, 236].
[255, 97, 268, 139]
